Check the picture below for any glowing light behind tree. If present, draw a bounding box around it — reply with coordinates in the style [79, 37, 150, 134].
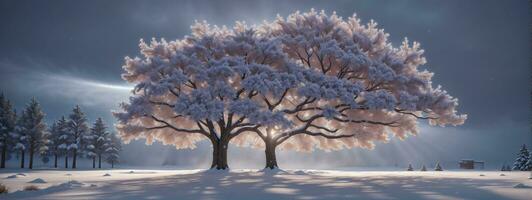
[114, 9, 466, 169]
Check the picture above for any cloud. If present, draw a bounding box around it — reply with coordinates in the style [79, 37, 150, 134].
[36, 74, 132, 107]
[0, 59, 132, 109]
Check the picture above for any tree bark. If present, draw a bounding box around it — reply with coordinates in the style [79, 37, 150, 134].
[20, 150, 24, 168]
[1, 145, 6, 168]
[92, 157, 95, 168]
[65, 155, 68, 168]
[54, 153, 58, 168]
[210, 138, 229, 170]
[29, 144, 34, 169]
[98, 154, 101, 168]
[72, 149, 77, 169]
[264, 142, 279, 169]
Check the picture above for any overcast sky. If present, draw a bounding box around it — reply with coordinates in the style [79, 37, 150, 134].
[0, 0, 530, 169]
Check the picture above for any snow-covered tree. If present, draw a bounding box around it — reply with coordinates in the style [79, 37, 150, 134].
[525, 153, 532, 171]
[114, 9, 466, 170]
[67, 105, 89, 169]
[0, 94, 17, 168]
[420, 165, 427, 171]
[434, 162, 443, 171]
[407, 164, 413, 171]
[105, 133, 121, 168]
[17, 98, 48, 169]
[48, 117, 70, 168]
[513, 144, 530, 171]
[14, 123, 26, 168]
[87, 118, 111, 168]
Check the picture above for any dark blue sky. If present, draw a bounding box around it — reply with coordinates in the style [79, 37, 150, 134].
[0, 0, 530, 168]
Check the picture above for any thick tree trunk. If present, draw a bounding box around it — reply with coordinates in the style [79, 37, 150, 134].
[65, 155, 68, 168]
[72, 149, 77, 169]
[210, 139, 229, 170]
[98, 154, 101, 168]
[20, 150, 25, 168]
[92, 157, 95, 168]
[264, 142, 279, 169]
[1, 145, 6, 168]
[54, 153, 58, 168]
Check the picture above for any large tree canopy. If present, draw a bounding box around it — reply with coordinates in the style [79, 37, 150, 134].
[114, 10, 466, 169]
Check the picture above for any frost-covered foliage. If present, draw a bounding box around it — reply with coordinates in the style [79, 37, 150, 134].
[87, 118, 111, 168]
[67, 105, 89, 168]
[115, 10, 466, 168]
[16, 98, 48, 168]
[524, 153, 532, 171]
[48, 116, 70, 167]
[513, 144, 531, 171]
[105, 133, 121, 168]
[0, 93, 17, 168]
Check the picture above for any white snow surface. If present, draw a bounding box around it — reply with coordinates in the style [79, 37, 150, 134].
[0, 169, 531, 200]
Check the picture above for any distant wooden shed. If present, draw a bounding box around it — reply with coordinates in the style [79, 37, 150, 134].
[459, 159, 485, 169]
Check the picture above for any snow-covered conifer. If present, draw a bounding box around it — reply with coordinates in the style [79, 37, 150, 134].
[407, 164, 413, 171]
[105, 133, 121, 168]
[420, 165, 427, 171]
[435, 162, 443, 171]
[0, 94, 17, 168]
[17, 98, 48, 169]
[87, 118, 110, 168]
[513, 144, 530, 171]
[524, 152, 532, 171]
[48, 117, 70, 168]
[67, 105, 89, 169]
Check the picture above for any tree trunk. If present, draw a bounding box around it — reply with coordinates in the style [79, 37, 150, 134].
[29, 144, 34, 169]
[20, 150, 25, 168]
[264, 142, 279, 169]
[210, 138, 229, 170]
[92, 157, 95, 168]
[98, 154, 101, 168]
[65, 155, 68, 168]
[111, 161, 114, 168]
[72, 149, 77, 169]
[1, 144, 6, 168]
[54, 153, 58, 168]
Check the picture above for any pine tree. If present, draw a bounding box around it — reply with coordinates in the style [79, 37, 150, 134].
[524, 153, 532, 171]
[513, 144, 530, 171]
[87, 118, 110, 168]
[420, 165, 427, 171]
[67, 105, 89, 169]
[0, 94, 17, 168]
[407, 164, 413, 171]
[105, 133, 121, 168]
[505, 165, 512, 171]
[14, 122, 26, 168]
[17, 98, 48, 169]
[435, 162, 443, 171]
[48, 117, 70, 168]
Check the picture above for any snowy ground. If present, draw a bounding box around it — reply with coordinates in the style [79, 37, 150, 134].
[1, 169, 531, 200]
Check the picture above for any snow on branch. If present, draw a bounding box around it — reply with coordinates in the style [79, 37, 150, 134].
[114, 9, 466, 152]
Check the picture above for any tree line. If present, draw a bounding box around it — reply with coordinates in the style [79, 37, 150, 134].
[0, 94, 121, 169]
